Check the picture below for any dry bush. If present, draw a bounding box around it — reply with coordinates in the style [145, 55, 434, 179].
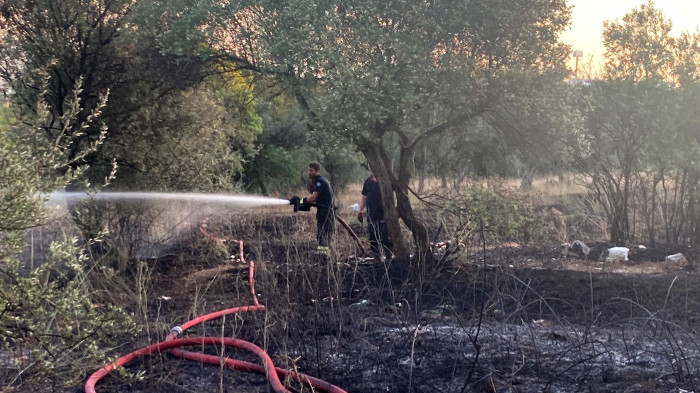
[559, 191, 609, 242]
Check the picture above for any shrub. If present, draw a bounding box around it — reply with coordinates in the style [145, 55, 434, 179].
[441, 180, 543, 245]
[0, 80, 133, 389]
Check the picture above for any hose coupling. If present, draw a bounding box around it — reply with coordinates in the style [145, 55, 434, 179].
[170, 326, 183, 336]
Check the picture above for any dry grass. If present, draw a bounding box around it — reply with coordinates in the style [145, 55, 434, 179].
[184, 264, 247, 283]
[115, 201, 700, 393]
[564, 260, 667, 275]
[333, 182, 363, 213]
[333, 173, 600, 248]
[303, 174, 593, 230]
[507, 174, 588, 197]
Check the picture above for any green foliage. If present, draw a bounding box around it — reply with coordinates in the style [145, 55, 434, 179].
[576, 2, 700, 245]
[147, 0, 571, 156]
[442, 181, 541, 245]
[98, 12, 257, 192]
[1, 0, 258, 194]
[244, 0, 570, 256]
[0, 0, 131, 156]
[0, 237, 134, 387]
[318, 145, 365, 193]
[245, 145, 308, 195]
[572, 80, 670, 244]
[674, 31, 700, 85]
[242, 87, 365, 194]
[603, 1, 675, 81]
[0, 81, 133, 389]
[103, 85, 252, 192]
[0, 102, 16, 135]
[209, 71, 263, 154]
[242, 91, 310, 195]
[245, 0, 571, 141]
[96, 0, 573, 258]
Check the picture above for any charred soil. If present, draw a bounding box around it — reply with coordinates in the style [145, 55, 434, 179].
[90, 213, 700, 393]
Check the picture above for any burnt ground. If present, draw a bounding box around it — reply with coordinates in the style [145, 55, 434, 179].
[85, 212, 700, 393]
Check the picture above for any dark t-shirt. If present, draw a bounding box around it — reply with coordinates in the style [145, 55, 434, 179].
[361, 176, 384, 221]
[309, 175, 334, 215]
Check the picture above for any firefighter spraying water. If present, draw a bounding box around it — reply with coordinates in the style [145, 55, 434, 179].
[289, 162, 367, 257]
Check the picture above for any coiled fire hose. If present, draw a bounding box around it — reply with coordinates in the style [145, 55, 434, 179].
[85, 225, 347, 393]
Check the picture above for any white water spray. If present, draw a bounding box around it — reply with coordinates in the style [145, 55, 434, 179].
[48, 192, 291, 207]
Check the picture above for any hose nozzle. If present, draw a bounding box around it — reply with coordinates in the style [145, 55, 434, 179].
[289, 196, 301, 212]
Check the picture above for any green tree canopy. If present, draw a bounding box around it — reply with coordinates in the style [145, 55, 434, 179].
[0, 0, 261, 192]
[3, 0, 573, 261]
[603, 1, 675, 81]
[201, 0, 573, 260]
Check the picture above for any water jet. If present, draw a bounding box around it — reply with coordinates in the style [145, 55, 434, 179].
[48, 191, 291, 207]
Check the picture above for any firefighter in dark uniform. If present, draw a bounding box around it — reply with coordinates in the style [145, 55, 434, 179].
[357, 165, 393, 260]
[289, 162, 335, 255]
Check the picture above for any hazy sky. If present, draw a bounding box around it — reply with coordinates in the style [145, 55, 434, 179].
[560, 0, 700, 72]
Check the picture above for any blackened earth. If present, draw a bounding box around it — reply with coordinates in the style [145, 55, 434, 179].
[89, 214, 700, 393]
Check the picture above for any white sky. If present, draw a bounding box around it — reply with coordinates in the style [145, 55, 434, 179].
[560, 0, 700, 72]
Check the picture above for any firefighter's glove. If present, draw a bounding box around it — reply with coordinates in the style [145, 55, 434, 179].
[357, 212, 363, 223]
[298, 197, 312, 211]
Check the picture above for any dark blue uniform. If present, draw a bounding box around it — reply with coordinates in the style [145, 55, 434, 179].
[361, 176, 393, 259]
[309, 175, 334, 247]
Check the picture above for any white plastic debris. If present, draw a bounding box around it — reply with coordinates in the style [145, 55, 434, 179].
[433, 242, 448, 253]
[606, 247, 629, 263]
[350, 203, 360, 211]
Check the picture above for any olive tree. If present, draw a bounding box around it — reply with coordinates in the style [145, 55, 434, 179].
[0, 0, 260, 191]
[603, 1, 675, 82]
[577, 1, 700, 246]
[0, 82, 132, 389]
[573, 80, 670, 245]
[163, 0, 573, 262]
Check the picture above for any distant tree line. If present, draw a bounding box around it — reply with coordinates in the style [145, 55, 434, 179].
[571, 2, 700, 246]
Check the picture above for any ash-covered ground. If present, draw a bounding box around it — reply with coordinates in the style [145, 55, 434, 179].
[24, 209, 689, 393]
[93, 231, 700, 393]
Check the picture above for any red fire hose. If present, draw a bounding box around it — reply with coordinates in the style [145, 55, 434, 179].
[85, 226, 347, 393]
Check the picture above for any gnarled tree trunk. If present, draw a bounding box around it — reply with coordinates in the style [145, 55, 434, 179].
[359, 139, 412, 261]
[358, 132, 430, 264]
